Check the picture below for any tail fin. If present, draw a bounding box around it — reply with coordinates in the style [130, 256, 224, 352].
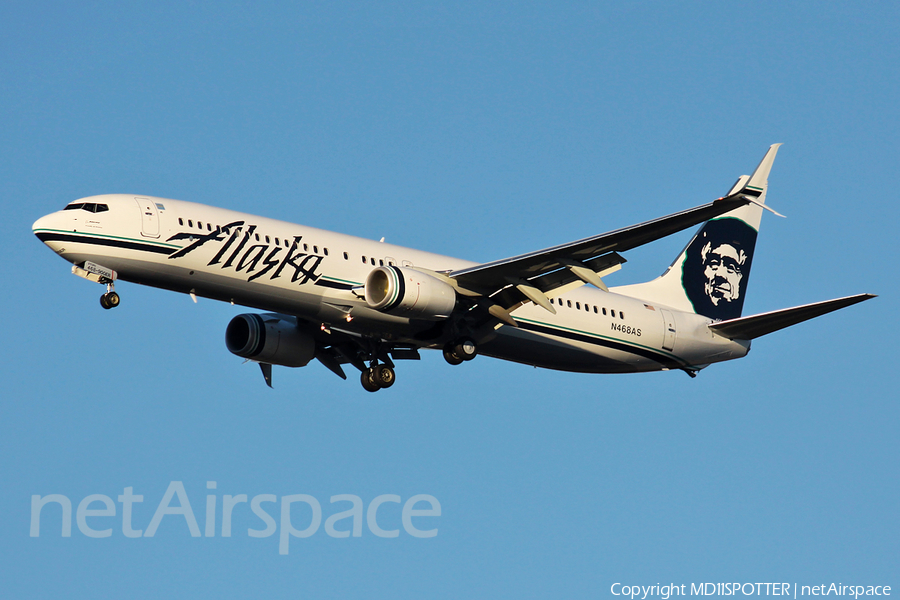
[612, 144, 782, 321]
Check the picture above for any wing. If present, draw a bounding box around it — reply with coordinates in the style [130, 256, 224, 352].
[448, 195, 751, 316]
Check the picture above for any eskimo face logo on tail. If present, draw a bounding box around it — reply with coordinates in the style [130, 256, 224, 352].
[701, 240, 746, 305]
[682, 217, 758, 321]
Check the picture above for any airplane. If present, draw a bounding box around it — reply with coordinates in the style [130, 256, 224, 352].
[32, 144, 874, 391]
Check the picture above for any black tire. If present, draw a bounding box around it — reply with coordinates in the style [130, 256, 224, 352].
[443, 345, 464, 366]
[100, 294, 111, 309]
[360, 368, 381, 392]
[107, 291, 120, 308]
[374, 365, 395, 388]
[454, 338, 477, 361]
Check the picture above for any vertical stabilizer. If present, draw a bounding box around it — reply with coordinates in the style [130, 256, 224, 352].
[611, 144, 781, 321]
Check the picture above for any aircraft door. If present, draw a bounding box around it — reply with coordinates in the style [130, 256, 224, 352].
[135, 197, 160, 238]
[660, 308, 676, 352]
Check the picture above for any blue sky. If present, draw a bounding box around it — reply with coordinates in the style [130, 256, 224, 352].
[3, 2, 897, 598]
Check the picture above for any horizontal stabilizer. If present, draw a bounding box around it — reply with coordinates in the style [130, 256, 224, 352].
[708, 294, 876, 340]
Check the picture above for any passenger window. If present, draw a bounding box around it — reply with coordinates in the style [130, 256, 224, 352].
[343, 252, 349, 260]
[188, 220, 193, 227]
[593, 306, 598, 314]
[324, 248, 329, 256]
[362, 256, 367, 263]
[610, 310, 616, 318]
[198, 221, 203, 229]
[620, 312, 625, 319]
[178, 218, 184, 226]
[371, 258, 375, 265]
[275, 238, 280, 245]
[567, 300, 572, 308]
[576, 302, 581, 310]
[265, 236, 270, 243]
[602, 308, 607, 315]
[379, 259, 384, 266]
[303, 243, 308, 251]
[313, 246, 318, 253]
[254, 233, 260, 241]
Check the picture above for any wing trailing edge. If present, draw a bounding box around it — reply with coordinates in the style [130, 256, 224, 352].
[448, 195, 751, 317]
[707, 294, 876, 341]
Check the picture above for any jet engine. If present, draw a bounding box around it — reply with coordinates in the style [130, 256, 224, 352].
[364, 266, 456, 320]
[225, 313, 315, 367]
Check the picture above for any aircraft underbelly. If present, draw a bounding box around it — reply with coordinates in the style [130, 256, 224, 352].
[481, 326, 653, 374]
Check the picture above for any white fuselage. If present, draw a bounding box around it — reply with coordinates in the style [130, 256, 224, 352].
[33, 194, 750, 375]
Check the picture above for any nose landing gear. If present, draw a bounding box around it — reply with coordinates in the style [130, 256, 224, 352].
[72, 262, 121, 310]
[100, 288, 120, 309]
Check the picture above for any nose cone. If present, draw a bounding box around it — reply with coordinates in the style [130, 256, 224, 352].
[33, 213, 54, 235]
[33, 211, 66, 253]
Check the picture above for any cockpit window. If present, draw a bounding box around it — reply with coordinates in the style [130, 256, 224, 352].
[64, 202, 109, 213]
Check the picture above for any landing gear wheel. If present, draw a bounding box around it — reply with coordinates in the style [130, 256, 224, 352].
[454, 338, 477, 361]
[100, 291, 120, 310]
[361, 368, 381, 392]
[443, 345, 464, 366]
[374, 365, 396, 388]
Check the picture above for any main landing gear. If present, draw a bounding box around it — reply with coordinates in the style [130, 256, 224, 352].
[360, 364, 396, 393]
[353, 338, 400, 393]
[354, 336, 476, 392]
[443, 338, 477, 365]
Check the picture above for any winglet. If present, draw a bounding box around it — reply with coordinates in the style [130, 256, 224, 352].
[723, 144, 785, 217]
[744, 143, 782, 197]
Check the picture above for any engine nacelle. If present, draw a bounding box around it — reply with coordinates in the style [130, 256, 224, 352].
[225, 313, 315, 368]
[364, 266, 456, 320]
